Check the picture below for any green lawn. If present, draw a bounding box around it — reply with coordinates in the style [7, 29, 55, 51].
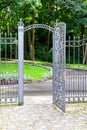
[0, 61, 86, 81]
[0, 62, 52, 80]
[66, 64, 87, 70]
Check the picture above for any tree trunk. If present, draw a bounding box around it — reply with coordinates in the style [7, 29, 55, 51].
[28, 29, 35, 61]
[31, 28, 35, 61]
[53, 0, 55, 20]
[28, 30, 32, 60]
[83, 43, 87, 64]
[31, 10, 35, 61]
[24, 33, 27, 59]
[81, 24, 85, 38]
[28, 10, 35, 61]
[46, 30, 50, 61]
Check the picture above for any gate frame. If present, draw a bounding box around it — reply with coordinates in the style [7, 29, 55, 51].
[18, 20, 24, 105]
[18, 20, 66, 112]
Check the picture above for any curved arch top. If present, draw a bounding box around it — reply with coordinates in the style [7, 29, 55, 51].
[24, 24, 54, 32]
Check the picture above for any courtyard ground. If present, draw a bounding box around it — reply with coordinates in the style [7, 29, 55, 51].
[0, 80, 87, 130]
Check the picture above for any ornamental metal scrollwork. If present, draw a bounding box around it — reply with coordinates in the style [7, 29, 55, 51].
[53, 23, 66, 112]
[24, 24, 54, 32]
[23, 22, 66, 112]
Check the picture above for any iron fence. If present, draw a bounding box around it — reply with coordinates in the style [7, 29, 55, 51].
[1, 30, 87, 109]
[65, 35, 87, 102]
[0, 32, 18, 104]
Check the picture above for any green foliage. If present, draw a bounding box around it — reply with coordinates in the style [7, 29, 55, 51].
[1, 0, 87, 34]
[0, 0, 15, 10]
[35, 43, 46, 61]
[1, 0, 87, 61]
[56, 0, 87, 35]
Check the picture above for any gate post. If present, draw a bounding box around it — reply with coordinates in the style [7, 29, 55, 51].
[18, 19, 24, 105]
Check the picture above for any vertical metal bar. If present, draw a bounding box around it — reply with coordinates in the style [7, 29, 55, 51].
[15, 33, 18, 59]
[73, 36, 75, 65]
[10, 33, 12, 102]
[78, 36, 80, 101]
[0, 32, 1, 103]
[73, 36, 75, 101]
[63, 23, 66, 72]
[1, 33, 4, 102]
[70, 36, 73, 101]
[69, 36, 71, 65]
[68, 36, 71, 102]
[18, 20, 24, 105]
[10, 33, 12, 61]
[52, 31, 55, 105]
[84, 38, 87, 99]
[15, 33, 18, 102]
[5, 33, 7, 103]
[82, 35, 85, 101]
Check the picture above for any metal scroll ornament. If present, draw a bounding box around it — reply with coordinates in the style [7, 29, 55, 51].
[53, 23, 66, 112]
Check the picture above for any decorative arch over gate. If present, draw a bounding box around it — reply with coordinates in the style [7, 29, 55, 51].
[18, 20, 66, 112]
[24, 24, 54, 32]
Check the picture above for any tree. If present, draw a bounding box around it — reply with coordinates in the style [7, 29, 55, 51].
[20, 0, 41, 61]
[0, 0, 15, 10]
[1, 0, 87, 62]
[56, 0, 87, 36]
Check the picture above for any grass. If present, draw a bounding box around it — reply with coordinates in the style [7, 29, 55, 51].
[24, 64, 52, 80]
[24, 60, 52, 66]
[66, 64, 87, 70]
[0, 60, 87, 81]
[0, 62, 52, 80]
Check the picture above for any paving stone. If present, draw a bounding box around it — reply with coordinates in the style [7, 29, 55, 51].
[0, 96, 87, 130]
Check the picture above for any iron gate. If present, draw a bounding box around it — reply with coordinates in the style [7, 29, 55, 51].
[24, 21, 66, 112]
[53, 23, 66, 112]
[65, 36, 87, 102]
[0, 21, 24, 105]
[0, 20, 66, 112]
[0, 33, 18, 104]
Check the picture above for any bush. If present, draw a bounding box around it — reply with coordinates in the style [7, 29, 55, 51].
[35, 43, 46, 61]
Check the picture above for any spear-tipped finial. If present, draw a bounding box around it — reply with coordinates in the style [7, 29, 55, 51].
[18, 18, 24, 26]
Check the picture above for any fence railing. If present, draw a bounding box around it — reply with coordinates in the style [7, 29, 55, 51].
[0, 33, 18, 59]
[65, 35, 87, 102]
[0, 32, 87, 104]
[0, 32, 18, 104]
